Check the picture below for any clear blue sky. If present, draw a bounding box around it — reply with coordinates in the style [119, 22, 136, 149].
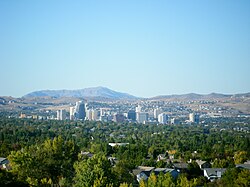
[0, 0, 250, 98]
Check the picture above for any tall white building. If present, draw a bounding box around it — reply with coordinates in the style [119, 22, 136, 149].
[70, 107, 75, 120]
[189, 113, 200, 124]
[136, 105, 142, 113]
[86, 109, 99, 121]
[86, 109, 92, 120]
[136, 112, 148, 124]
[158, 113, 168, 124]
[154, 108, 162, 119]
[91, 109, 99, 121]
[57, 109, 66, 120]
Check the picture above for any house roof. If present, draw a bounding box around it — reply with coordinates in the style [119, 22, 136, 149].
[204, 168, 227, 177]
[173, 163, 188, 169]
[137, 166, 155, 171]
[140, 170, 152, 177]
[196, 160, 207, 166]
[132, 166, 155, 176]
[154, 168, 167, 172]
[80, 152, 94, 158]
[236, 164, 250, 170]
[0, 157, 7, 163]
[154, 168, 176, 175]
[133, 169, 143, 176]
[158, 154, 166, 157]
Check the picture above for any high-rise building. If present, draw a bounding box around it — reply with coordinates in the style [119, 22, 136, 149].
[75, 101, 86, 120]
[189, 113, 199, 124]
[158, 113, 168, 124]
[86, 109, 92, 120]
[154, 108, 162, 119]
[86, 108, 99, 121]
[113, 113, 125, 123]
[127, 110, 136, 121]
[57, 109, 66, 120]
[136, 105, 142, 113]
[136, 112, 148, 124]
[70, 107, 75, 120]
[91, 109, 99, 121]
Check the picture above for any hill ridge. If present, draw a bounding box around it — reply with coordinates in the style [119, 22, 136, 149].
[23, 86, 137, 100]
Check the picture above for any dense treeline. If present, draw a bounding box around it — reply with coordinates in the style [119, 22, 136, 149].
[0, 117, 249, 186]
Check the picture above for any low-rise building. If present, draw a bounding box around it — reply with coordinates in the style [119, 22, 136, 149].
[203, 168, 227, 181]
[133, 166, 179, 183]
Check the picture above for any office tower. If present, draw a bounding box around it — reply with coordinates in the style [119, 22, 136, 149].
[75, 101, 86, 120]
[158, 113, 168, 124]
[57, 109, 66, 120]
[100, 108, 105, 116]
[127, 110, 136, 121]
[136, 112, 148, 124]
[91, 109, 99, 121]
[85, 109, 90, 120]
[189, 113, 199, 124]
[136, 105, 142, 113]
[154, 108, 162, 119]
[70, 107, 75, 120]
[113, 113, 125, 123]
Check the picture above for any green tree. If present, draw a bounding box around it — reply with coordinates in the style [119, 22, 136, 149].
[147, 172, 157, 187]
[74, 153, 114, 187]
[187, 161, 202, 179]
[234, 151, 248, 164]
[235, 169, 250, 187]
[8, 136, 78, 185]
[0, 169, 28, 187]
[159, 173, 175, 187]
[112, 159, 134, 186]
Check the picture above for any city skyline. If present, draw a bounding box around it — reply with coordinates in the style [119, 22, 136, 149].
[1, 0, 250, 98]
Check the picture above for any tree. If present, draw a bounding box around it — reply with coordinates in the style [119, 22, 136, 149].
[187, 161, 202, 179]
[177, 175, 198, 187]
[119, 182, 133, 187]
[156, 160, 166, 168]
[73, 153, 114, 187]
[177, 175, 190, 187]
[112, 159, 134, 186]
[234, 151, 248, 164]
[0, 169, 28, 187]
[235, 169, 250, 187]
[147, 172, 157, 187]
[159, 173, 175, 187]
[8, 136, 79, 185]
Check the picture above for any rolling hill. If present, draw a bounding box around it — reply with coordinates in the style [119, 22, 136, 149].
[23, 86, 138, 100]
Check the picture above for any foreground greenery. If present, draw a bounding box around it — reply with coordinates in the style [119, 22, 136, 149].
[0, 117, 249, 186]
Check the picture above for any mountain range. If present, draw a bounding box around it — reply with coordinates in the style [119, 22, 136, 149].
[23, 86, 250, 100]
[23, 86, 137, 100]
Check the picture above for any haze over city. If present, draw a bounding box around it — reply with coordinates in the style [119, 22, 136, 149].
[0, 0, 250, 98]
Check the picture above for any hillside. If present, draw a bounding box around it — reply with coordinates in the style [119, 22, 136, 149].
[23, 86, 137, 100]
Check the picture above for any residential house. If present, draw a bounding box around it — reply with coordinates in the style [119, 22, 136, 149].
[195, 160, 211, 169]
[0, 157, 10, 170]
[154, 168, 179, 179]
[236, 164, 250, 170]
[203, 168, 227, 181]
[80, 151, 94, 158]
[244, 160, 250, 164]
[133, 166, 155, 182]
[157, 154, 167, 161]
[133, 166, 179, 183]
[172, 163, 188, 173]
